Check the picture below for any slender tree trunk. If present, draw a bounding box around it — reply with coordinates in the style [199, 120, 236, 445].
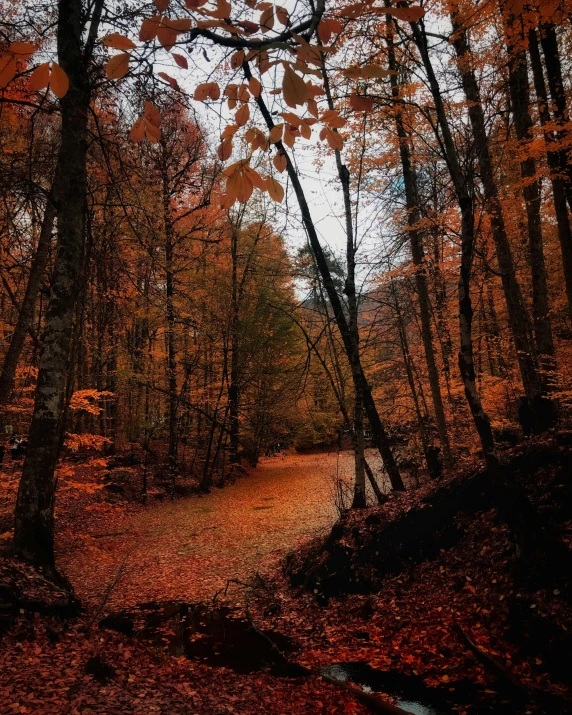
[391, 281, 431, 462]
[528, 28, 572, 322]
[387, 23, 452, 466]
[537, 22, 572, 210]
[450, 10, 542, 406]
[162, 163, 178, 473]
[505, 11, 555, 386]
[410, 19, 498, 468]
[228, 227, 240, 463]
[0, 181, 58, 410]
[12, 0, 103, 569]
[243, 63, 404, 491]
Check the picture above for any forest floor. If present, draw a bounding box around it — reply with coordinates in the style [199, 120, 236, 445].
[1, 442, 571, 714]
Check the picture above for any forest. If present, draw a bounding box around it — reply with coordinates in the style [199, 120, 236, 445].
[1, 0, 572, 713]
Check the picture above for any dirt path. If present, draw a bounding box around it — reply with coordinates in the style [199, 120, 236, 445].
[62, 452, 364, 608]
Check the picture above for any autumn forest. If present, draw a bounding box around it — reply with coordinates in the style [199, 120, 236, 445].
[1, 0, 572, 713]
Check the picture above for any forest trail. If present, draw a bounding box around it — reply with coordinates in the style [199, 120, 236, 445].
[61, 452, 372, 608]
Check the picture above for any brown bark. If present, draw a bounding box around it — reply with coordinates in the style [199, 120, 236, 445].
[528, 28, 572, 322]
[0, 181, 57, 409]
[243, 63, 405, 491]
[410, 19, 497, 468]
[387, 19, 452, 466]
[11, 0, 103, 568]
[450, 10, 542, 405]
[505, 11, 555, 386]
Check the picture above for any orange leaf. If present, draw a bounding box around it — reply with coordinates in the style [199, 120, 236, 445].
[130, 117, 145, 143]
[318, 18, 342, 44]
[8, 42, 37, 57]
[321, 109, 346, 128]
[276, 6, 289, 25]
[260, 6, 274, 32]
[158, 71, 180, 90]
[105, 53, 130, 80]
[266, 176, 284, 203]
[273, 152, 287, 173]
[217, 138, 233, 161]
[269, 123, 284, 143]
[157, 25, 177, 51]
[349, 94, 373, 112]
[102, 33, 137, 50]
[173, 53, 188, 69]
[385, 5, 425, 22]
[28, 62, 50, 92]
[231, 50, 245, 69]
[248, 77, 261, 97]
[0, 55, 17, 88]
[144, 100, 161, 127]
[140, 16, 161, 42]
[145, 119, 161, 142]
[282, 64, 307, 107]
[50, 62, 69, 98]
[235, 103, 250, 127]
[154, 0, 170, 11]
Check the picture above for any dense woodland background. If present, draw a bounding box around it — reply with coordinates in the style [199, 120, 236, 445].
[2, 2, 572, 713]
[2, 0, 572, 516]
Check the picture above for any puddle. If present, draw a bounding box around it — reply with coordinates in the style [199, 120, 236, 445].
[112, 601, 305, 676]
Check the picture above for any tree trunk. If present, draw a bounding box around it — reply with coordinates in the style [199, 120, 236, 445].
[505, 11, 555, 387]
[0, 181, 57, 410]
[537, 22, 572, 210]
[450, 11, 542, 407]
[387, 23, 452, 466]
[243, 63, 405, 491]
[391, 281, 431, 463]
[162, 161, 178, 474]
[528, 28, 572, 322]
[409, 19, 497, 467]
[229, 227, 240, 463]
[11, 0, 102, 568]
